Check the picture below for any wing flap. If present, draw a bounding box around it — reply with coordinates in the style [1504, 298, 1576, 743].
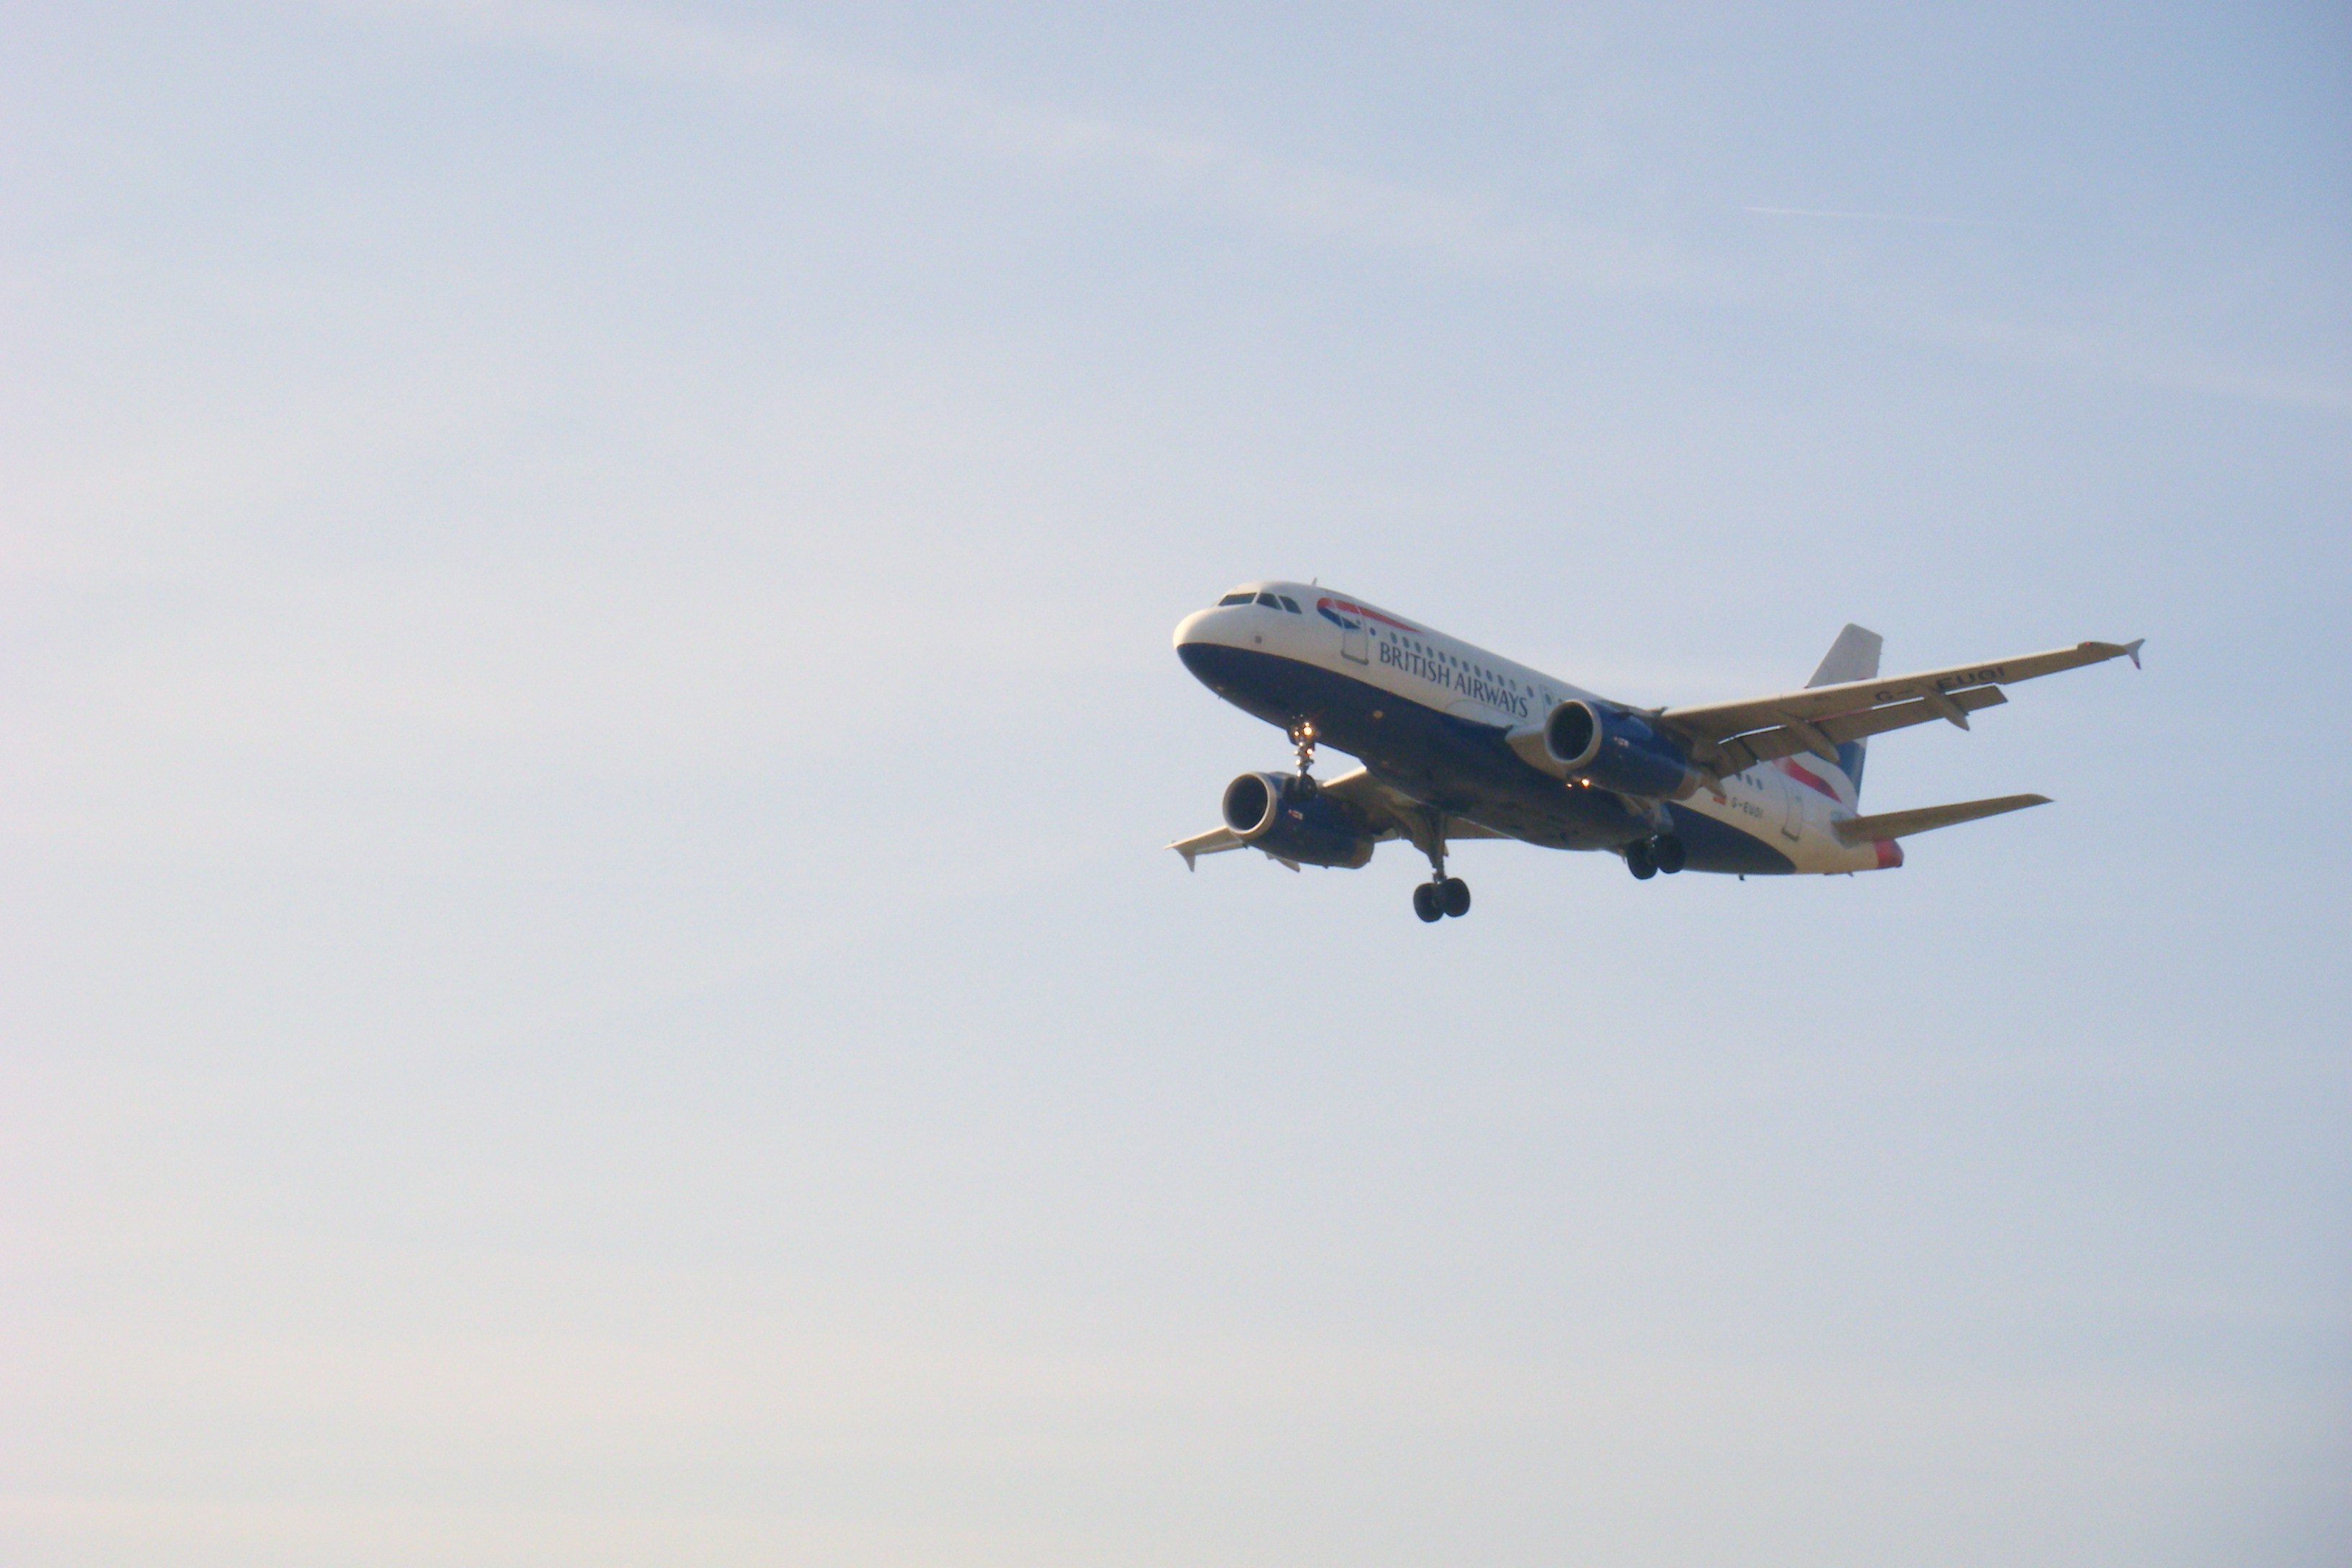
[1321, 768, 1505, 845]
[1663, 639, 2142, 747]
[1711, 686, 2008, 771]
[1832, 793, 2052, 845]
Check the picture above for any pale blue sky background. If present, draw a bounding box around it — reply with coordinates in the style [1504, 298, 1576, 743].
[4, 4, 2348, 1564]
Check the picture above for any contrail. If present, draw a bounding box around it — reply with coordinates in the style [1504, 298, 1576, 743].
[1743, 205, 2003, 228]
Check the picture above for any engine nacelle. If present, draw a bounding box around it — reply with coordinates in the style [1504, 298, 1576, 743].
[1221, 772, 1376, 869]
[1544, 699, 1703, 800]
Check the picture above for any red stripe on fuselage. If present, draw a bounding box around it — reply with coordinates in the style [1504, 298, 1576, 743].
[1318, 597, 1420, 634]
[1779, 757, 1845, 801]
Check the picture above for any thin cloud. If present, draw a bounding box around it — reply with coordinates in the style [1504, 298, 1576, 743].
[1745, 205, 1996, 228]
[334, 0, 1688, 290]
[325, 1, 2348, 420]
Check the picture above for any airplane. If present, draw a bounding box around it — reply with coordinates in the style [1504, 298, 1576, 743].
[1170, 582, 2141, 922]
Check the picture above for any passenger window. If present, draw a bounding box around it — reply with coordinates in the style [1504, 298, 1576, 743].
[1218, 592, 1254, 606]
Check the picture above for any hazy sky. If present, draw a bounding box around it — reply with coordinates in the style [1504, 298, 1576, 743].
[5, 4, 2348, 1564]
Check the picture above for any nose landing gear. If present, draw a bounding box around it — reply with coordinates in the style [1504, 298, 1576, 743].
[1288, 718, 1320, 788]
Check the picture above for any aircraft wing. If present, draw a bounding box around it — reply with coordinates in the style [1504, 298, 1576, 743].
[1656, 638, 2143, 774]
[1170, 767, 1501, 869]
[1169, 825, 1250, 868]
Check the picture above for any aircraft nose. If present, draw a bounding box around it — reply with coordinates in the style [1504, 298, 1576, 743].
[1173, 605, 1248, 687]
[1172, 607, 1223, 649]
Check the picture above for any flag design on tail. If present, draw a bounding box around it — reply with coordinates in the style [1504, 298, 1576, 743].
[1806, 623, 1882, 797]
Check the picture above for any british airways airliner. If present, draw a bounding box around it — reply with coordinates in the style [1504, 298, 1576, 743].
[1171, 582, 2141, 922]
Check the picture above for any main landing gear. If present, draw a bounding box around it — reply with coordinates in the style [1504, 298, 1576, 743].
[1412, 876, 1473, 922]
[1412, 837, 1471, 923]
[1623, 833, 1686, 881]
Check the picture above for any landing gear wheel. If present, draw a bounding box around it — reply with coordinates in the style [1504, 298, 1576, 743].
[1411, 816, 1468, 922]
[1625, 839, 1657, 880]
[1650, 834, 1686, 875]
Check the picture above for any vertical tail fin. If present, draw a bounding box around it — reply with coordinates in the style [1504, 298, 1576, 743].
[1807, 624, 1882, 798]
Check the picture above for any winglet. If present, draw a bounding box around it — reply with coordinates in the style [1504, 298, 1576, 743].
[2124, 638, 2144, 670]
[1171, 842, 1199, 870]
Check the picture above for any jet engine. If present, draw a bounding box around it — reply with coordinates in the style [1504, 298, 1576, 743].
[1544, 700, 1703, 800]
[1221, 772, 1377, 869]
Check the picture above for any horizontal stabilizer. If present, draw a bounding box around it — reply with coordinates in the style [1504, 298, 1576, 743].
[1833, 793, 2052, 845]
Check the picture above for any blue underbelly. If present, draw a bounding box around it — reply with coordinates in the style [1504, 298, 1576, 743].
[1181, 642, 1793, 871]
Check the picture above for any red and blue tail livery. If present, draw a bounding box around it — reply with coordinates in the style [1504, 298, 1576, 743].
[1170, 581, 2141, 922]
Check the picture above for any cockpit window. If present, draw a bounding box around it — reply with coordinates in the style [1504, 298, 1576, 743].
[1218, 592, 1255, 607]
[1255, 592, 1283, 607]
[1278, 596, 1301, 613]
